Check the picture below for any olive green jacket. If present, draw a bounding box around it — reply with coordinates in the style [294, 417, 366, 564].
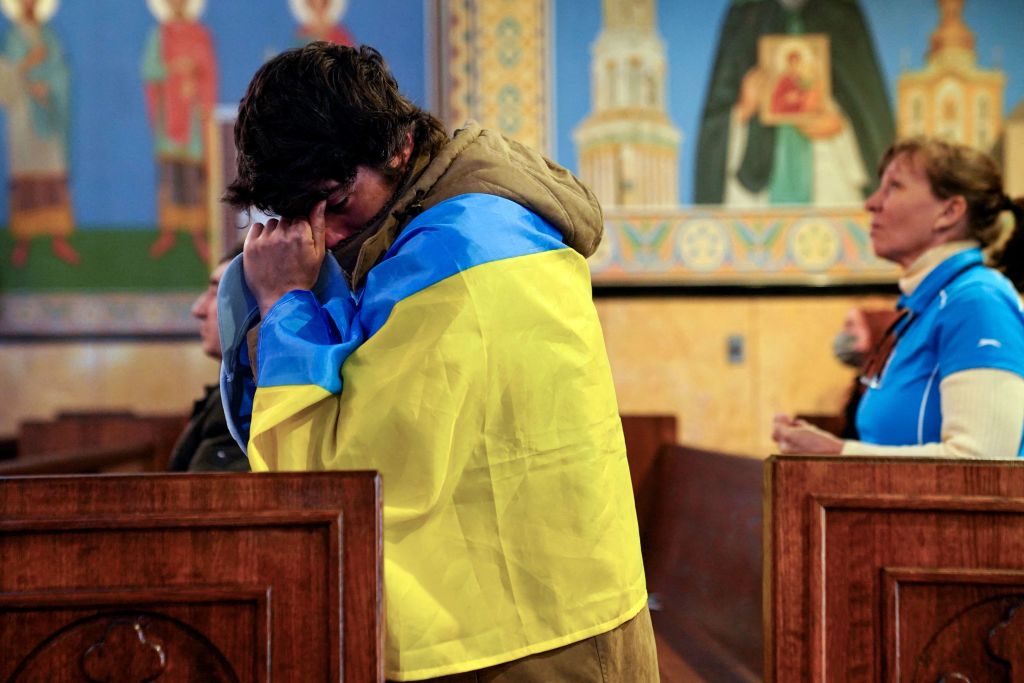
[340, 122, 604, 289]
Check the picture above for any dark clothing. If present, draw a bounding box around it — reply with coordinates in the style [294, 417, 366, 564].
[168, 385, 249, 472]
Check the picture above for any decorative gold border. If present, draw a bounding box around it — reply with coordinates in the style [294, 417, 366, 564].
[590, 206, 898, 286]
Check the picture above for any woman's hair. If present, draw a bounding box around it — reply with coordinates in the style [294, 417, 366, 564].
[224, 42, 447, 219]
[878, 137, 1024, 290]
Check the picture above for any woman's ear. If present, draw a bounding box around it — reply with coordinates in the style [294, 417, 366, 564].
[935, 195, 968, 235]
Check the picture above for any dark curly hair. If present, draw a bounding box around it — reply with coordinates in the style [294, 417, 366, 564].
[225, 43, 447, 219]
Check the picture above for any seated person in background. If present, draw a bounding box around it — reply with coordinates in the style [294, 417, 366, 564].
[218, 43, 655, 682]
[167, 246, 249, 472]
[831, 307, 900, 438]
[775, 137, 1024, 459]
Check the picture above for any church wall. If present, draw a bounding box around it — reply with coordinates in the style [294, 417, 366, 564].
[1, 341, 213, 434]
[2, 295, 895, 458]
[2, 0, 1020, 457]
[597, 294, 894, 457]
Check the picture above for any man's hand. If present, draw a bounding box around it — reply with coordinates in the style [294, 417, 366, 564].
[771, 414, 844, 455]
[243, 200, 327, 318]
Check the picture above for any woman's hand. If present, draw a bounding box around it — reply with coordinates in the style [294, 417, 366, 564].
[243, 200, 327, 318]
[772, 414, 844, 455]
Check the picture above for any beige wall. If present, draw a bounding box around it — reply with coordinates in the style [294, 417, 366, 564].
[2, 294, 895, 455]
[596, 294, 895, 457]
[1, 342, 216, 434]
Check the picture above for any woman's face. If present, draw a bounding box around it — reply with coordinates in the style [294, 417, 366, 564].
[864, 152, 952, 268]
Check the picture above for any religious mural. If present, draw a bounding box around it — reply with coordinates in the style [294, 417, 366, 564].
[0, 0, 421, 337]
[548, 0, 1022, 286]
[290, 0, 354, 47]
[142, 0, 217, 263]
[0, 0, 77, 269]
[692, 0, 892, 209]
[0, 0, 1021, 335]
[572, 0, 681, 210]
[897, 0, 1003, 150]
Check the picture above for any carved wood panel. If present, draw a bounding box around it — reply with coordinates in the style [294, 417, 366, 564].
[1, 588, 266, 682]
[0, 473, 383, 682]
[882, 569, 1024, 682]
[767, 457, 1024, 682]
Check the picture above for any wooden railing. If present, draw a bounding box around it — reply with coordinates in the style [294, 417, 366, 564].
[0, 442, 155, 475]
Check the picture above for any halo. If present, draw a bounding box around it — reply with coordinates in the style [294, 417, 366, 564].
[288, 0, 347, 25]
[146, 0, 206, 22]
[774, 39, 814, 75]
[1, 0, 60, 23]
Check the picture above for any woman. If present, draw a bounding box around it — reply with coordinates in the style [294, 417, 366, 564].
[774, 138, 1024, 458]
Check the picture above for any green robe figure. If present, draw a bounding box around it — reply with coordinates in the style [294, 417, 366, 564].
[694, 0, 895, 207]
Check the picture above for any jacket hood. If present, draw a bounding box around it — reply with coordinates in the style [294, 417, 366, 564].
[344, 122, 604, 289]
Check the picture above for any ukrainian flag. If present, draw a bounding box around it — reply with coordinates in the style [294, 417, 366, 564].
[219, 193, 647, 680]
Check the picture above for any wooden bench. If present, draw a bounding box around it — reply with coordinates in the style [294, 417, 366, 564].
[621, 414, 679, 540]
[767, 455, 1024, 681]
[0, 471, 383, 680]
[0, 442, 156, 475]
[16, 411, 189, 471]
[643, 443, 763, 682]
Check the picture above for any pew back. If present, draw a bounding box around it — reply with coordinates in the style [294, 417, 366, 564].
[18, 411, 189, 471]
[646, 444, 763, 682]
[0, 471, 383, 682]
[621, 414, 678, 538]
[767, 456, 1024, 682]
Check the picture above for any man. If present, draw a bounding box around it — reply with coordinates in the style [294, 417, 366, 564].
[167, 247, 249, 473]
[219, 43, 655, 681]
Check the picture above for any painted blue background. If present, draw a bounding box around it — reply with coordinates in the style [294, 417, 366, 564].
[1, 0, 1021, 227]
[0, 0, 425, 229]
[554, 0, 1024, 205]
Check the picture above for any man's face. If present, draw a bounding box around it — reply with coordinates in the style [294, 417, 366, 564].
[318, 165, 401, 249]
[191, 260, 231, 360]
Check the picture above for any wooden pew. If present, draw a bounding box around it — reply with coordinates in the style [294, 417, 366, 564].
[0, 442, 155, 475]
[644, 443, 763, 683]
[0, 471, 382, 681]
[621, 414, 678, 539]
[17, 411, 189, 471]
[766, 455, 1024, 682]
[0, 435, 16, 460]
